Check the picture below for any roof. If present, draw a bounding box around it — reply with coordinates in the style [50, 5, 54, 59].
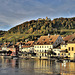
[27, 41, 34, 45]
[61, 42, 67, 45]
[63, 35, 72, 41]
[68, 41, 75, 43]
[53, 46, 61, 49]
[63, 33, 75, 42]
[16, 42, 20, 45]
[22, 41, 34, 48]
[36, 35, 60, 45]
[22, 45, 34, 48]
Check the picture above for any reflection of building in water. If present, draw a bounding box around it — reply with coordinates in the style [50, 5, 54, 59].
[34, 59, 60, 74]
[6, 59, 16, 68]
[1, 57, 19, 68]
[1, 56, 7, 68]
[18, 59, 35, 73]
[60, 62, 75, 75]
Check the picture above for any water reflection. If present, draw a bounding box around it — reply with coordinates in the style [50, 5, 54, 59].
[0, 56, 75, 75]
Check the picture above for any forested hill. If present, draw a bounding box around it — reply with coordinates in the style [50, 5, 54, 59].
[7, 17, 75, 35]
[0, 30, 7, 37]
[1, 17, 75, 42]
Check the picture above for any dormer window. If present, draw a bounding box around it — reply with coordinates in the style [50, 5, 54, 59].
[37, 42, 39, 44]
[72, 38, 75, 41]
[44, 42, 46, 44]
[51, 42, 53, 44]
[49, 38, 52, 41]
[43, 39, 45, 41]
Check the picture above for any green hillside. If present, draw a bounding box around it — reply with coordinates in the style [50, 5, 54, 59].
[0, 17, 75, 43]
[0, 30, 7, 37]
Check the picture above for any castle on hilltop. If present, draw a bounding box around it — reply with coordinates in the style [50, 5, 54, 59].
[37, 17, 51, 21]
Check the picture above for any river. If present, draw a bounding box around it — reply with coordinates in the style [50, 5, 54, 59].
[0, 56, 75, 75]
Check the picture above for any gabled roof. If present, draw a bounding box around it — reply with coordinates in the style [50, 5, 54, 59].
[22, 41, 34, 48]
[63, 33, 75, 42]
[68, 41, 75, 43]
[36, 35, 60, 45]
[27, 41, 34, 45]
[63, 35, 72, 41]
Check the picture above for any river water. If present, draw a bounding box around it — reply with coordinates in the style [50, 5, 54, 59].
[0, 57, 75, 75]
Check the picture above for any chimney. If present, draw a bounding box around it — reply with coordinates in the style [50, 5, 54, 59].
[48, 34, 50, 38]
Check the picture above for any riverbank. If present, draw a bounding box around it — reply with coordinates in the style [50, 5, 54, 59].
[1, 55, 75, 63]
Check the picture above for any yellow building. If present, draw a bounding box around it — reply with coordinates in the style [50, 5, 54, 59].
[67, 42, 75, 60]
[60, 41, 75, 60]
[60, 42, 68, 57]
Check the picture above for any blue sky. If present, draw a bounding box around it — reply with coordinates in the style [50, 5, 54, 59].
[0, 0, 75, 31]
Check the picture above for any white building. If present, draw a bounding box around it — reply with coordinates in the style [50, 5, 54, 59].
[34, 35, 63, 58]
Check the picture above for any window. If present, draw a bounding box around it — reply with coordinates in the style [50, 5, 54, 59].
[54, 50, 56, 51]
[45, 50, 46, 53]
[68, 47, 70, 51]
[68, 53, 70, 55]
[49, 38, 52, 41]
[64, 54, 66, 55]
[45, 54, 46, 56]
[58, 53, 60, 55]
[62, 45, 63, 47]
[40, 50, 41, 52]
[44, 42, 46, 44]
[43, 39, 45, 41]
[40, 46, 41, 48]
[42, 53, 43, 56]
[72, 47, 74, 51]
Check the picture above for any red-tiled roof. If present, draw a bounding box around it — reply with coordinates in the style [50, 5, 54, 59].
[63, 33, 75, 41]
[68, 41, 75, 43]
[26, 41, 34, 45]
[63, 35, 72, 41]
[22, 45, 31, 48]
[22, 41, 34, 48]
[36, 35, 60, 45]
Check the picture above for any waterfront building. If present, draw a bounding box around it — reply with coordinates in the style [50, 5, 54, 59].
[34, 34, 63, 58]
[1, 42, 19, 56]
[67, 41, 75, 60]
[53, 47, 60, 57]
[63, 33, 75, 43]
[60, 41, 75, 60]
[60, 42, 68, 57]
[21, 41, 34, 53]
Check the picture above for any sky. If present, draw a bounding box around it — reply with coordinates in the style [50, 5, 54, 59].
[0, 0, 75, 31]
